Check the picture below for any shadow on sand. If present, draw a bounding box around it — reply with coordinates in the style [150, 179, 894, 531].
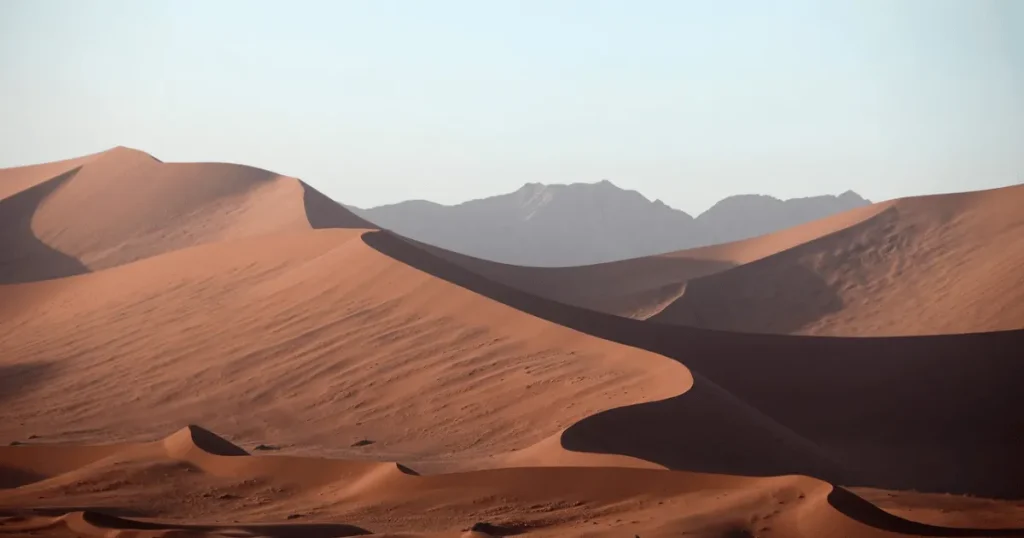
[0, 362, 56, 407]
[362, 230, 1024, 500]
[0, 168, 90, 284]
[78, 511, 372, 537]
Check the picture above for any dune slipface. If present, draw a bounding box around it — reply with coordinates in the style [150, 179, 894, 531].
[2, 149, 1022, 537]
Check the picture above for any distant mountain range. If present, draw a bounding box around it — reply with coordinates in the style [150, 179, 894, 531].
[350, 181, 870, 266]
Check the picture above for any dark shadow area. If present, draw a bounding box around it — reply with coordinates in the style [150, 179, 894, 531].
[654, 260, 843, 334]
[826, 486, 1024, 536]
[0, 362, 56, 406]
[301, 182, 377, 230]
[403, 233, 737, 315]
[362, 230, 1024, 498]
[466, 521, 532, 536]
[80, 510, 373, 537]
[0, 506, 148, 518]
[183, 425, 249, 456]
[0, 467, 45, 489]
[562, 375, 847, 483]
[0, 167, 90, 284]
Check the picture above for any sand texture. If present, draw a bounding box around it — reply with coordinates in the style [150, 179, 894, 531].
[2, 148, 1022, 537]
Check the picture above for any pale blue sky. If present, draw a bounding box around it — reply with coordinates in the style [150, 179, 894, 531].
[1, 0, 1021, 214]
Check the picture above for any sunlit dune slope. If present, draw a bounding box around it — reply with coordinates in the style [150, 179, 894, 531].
[0, 227, 688, 467]
[0, 146, 373, 284]
[650, 185, 1024, 335]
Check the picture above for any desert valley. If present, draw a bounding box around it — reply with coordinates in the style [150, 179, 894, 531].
[1, 147, 1023, 538]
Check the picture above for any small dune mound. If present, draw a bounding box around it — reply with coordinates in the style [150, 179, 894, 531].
[162, 425, 248, 458]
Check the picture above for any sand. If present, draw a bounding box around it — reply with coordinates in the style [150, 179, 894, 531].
[2, 148, 1022, 537]
[645, 186, 1024, 335]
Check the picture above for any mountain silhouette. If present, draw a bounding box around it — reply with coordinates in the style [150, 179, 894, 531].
[352, 181, 870, 266]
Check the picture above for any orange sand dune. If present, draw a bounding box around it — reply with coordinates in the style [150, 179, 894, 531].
[2, 150, 1022, 536]
[0, 228, 687, 467]
[3, 426, 1022, 537]
[0, 146, 372, 284]
[403, 201, 891, 318]
[650, 185, 1024, 335]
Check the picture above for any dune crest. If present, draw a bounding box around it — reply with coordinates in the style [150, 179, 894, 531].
[162, 425, 249, 458]
[0, 147, 373, 283]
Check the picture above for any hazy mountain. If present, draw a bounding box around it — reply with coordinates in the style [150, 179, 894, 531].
[352, 181, 870, 266]
[693, 191, 873, 246]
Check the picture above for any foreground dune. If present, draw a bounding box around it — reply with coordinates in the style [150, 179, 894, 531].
[2, 149, 1023, 536]
[3, 426, 1023, 537]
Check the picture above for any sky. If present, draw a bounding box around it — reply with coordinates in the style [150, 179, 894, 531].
[1, 0, 1021, 215]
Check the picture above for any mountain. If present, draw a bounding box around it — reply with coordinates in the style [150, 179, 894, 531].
[353, 181, 870, 266]
[694, 190, 872, 246]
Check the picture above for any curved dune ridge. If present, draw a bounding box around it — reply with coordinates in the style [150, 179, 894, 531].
[2, 149, 1024, 536]
[3, 426, 1022, 537]
[0, 146, 373, 284]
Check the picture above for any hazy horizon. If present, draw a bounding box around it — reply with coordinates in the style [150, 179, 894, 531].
[2, 0, 1021, 215]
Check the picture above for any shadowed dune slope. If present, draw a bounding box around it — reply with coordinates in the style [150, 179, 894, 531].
[394, 200, 891, 318]
[4, 428, 1023, 538]
[363, 230, 1024, 497]
[0, 147, 373, 283]
[650, 184, 1024, 335]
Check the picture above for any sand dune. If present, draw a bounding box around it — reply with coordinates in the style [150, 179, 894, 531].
[2, 150, 1022, 536]
[0, 227, 687, 467]
[0, 146, 372, 284]
[650, 185, 1024, 335]
[4, 426, 1022, 537]
[366, 230, 1024, 498]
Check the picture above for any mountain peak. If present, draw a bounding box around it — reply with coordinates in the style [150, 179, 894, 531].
[358, 184, 870, 265]
[839, 190, 869, 203]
